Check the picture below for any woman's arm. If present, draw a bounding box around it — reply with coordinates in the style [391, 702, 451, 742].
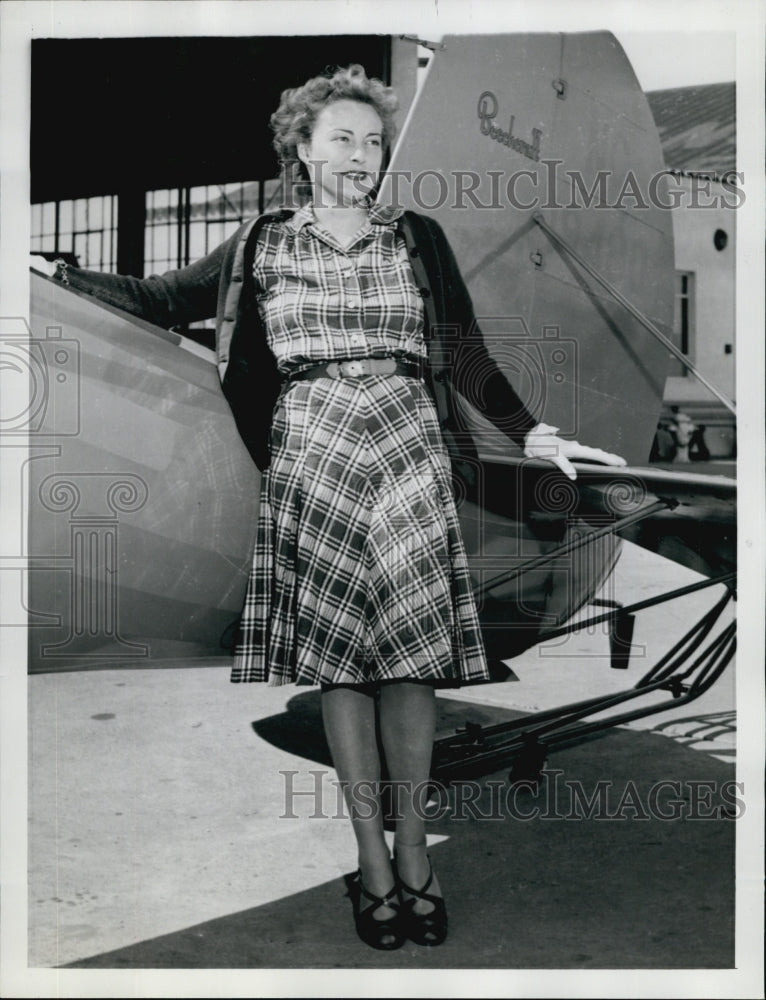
[422, 216, 626, 478]
[50, 228, 241, 329]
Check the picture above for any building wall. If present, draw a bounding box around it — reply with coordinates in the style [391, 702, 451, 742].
[663, 175, 736, 456]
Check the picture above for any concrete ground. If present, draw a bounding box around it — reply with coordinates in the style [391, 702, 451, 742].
[24, 542, 743, 989]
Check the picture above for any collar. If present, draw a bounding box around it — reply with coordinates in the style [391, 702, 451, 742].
[368, 201, 406, 226]
[283, 202, 318, 234]
[283, 200, 405, 234]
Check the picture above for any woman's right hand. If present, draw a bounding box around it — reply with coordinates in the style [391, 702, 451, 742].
[523, 422, 627, 481]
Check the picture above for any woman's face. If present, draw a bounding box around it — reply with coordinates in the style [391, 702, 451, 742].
[297, 99, 384, 208]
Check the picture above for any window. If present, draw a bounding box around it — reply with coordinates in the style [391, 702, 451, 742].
[143, 179, 283, 276]
[30, 195, 118, 271]
[143, 179, 282, 342]
[31, 180, 281, 345]
[670, 270, 695, 377]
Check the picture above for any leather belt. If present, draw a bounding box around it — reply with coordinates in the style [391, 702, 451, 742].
[287, 358, 423, 382]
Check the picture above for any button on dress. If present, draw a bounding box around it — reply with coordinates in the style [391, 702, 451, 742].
[231, 204, 489, 686]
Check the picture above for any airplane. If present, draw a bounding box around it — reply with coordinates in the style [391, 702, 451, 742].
[23, 31, 735, 782]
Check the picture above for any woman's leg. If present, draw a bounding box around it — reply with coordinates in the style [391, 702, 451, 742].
[320, 685, 396, 919]
[377, 681, 442, 913]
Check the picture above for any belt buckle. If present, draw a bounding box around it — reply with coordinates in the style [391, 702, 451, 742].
[339, 360, 366, 377]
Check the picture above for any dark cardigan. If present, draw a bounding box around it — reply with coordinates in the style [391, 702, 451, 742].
[61, 210, 537, 471]
[221, 210, 537, 470]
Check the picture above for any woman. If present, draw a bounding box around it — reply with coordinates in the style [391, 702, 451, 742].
[50, 64, 624, 951]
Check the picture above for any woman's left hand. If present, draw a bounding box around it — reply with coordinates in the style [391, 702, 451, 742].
[523, 423, 627, 481]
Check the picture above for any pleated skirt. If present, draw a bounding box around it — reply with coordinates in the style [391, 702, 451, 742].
[230, 373, 489, 686]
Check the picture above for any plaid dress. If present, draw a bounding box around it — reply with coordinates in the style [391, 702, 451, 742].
[231, 203, 489, 686]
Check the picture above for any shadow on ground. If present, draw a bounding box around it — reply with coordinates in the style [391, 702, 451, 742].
[67, 695, 735, 970]
[250, 689, 528, 770]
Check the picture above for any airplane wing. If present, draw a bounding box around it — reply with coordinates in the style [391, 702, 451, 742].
[555, 461, 735, 578]
[24, 269, 260, 672]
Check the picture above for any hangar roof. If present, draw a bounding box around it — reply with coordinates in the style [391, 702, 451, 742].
[646, 83, 736, 181]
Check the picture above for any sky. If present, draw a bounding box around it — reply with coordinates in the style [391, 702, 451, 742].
[616, 32, 736, 92]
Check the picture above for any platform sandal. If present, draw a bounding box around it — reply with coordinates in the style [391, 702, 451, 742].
[394, 854, 448, 947]
[347, 870, 407, 951]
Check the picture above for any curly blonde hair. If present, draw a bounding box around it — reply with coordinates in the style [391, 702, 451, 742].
[270, 64, 398, 167]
